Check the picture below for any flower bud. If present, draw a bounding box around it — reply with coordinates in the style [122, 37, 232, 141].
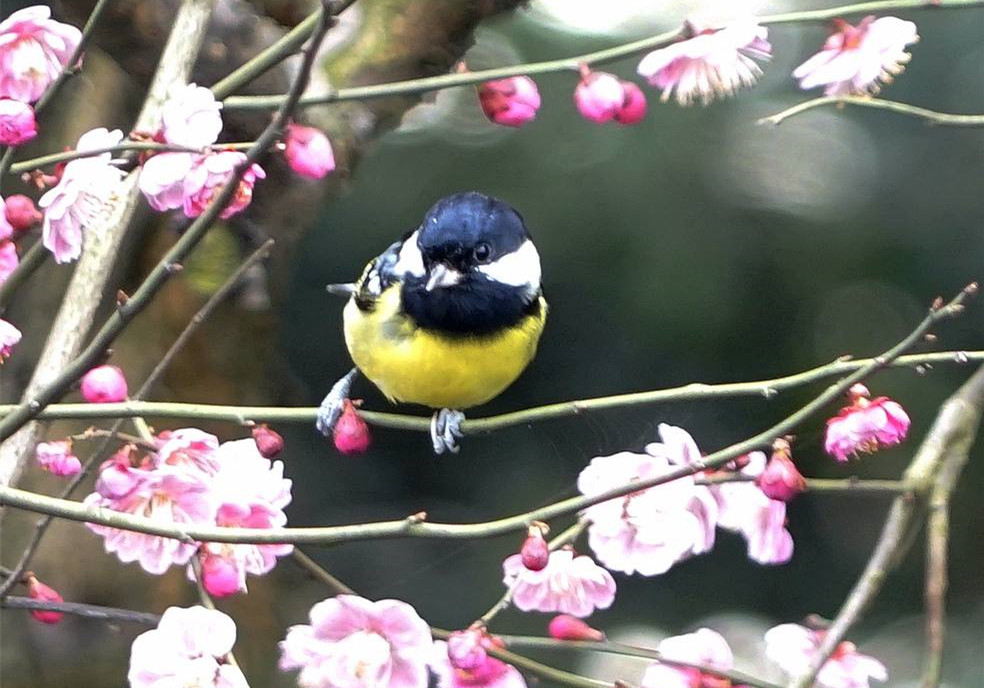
[333, 399, 371, 454]
[614, 82, 647, 124]
[520, 525, 550, 571]
[756, 440, 806, 502]
[574, 69, 647, 125]
[80, 364, 128, 403]
[0, 99, 38, 145]
[200, 549, 243, 597]
[283, 123, 336, 179]
[447, 628, 487, 671]
[35, 440, 82, 477]
[4, 194, 42, 233]
[477, 76, 541, 127]
[252, 424, 285, 458]
[27, 575, 64, 624]
[548, 614, 605, 641]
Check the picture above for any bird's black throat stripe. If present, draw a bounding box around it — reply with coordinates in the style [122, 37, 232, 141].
[400, 276, 540, 337]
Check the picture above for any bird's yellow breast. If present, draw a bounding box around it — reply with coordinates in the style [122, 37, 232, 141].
[343, 286, 546, 409]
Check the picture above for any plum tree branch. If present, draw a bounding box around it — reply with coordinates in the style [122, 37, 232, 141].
[760, 95, 984, 127]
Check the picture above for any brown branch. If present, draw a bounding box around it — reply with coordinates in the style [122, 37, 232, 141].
[1, 595, 162, 625]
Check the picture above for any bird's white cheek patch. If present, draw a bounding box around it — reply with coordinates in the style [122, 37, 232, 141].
[478, 240, 542, 290]
[393, 231, 425, 277]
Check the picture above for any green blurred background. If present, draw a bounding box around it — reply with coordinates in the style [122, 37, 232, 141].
[4, 1, 984, 686]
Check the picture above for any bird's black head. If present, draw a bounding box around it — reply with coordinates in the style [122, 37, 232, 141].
[398, 192, 542, 336]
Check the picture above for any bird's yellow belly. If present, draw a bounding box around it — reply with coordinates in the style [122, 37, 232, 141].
[343, 289, 546, 409]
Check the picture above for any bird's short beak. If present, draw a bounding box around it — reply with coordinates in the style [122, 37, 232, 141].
[425, 263, 462, 291]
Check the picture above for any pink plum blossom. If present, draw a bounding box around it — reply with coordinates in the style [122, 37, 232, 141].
[4, 193, 42, 233]
[139, 151, 197, 212]
[94, 445, 147, 499]
[548, 615, 604, 641]
[128, 606, 248, 688]
[39, 127, 125, 263]
[431, 632, 527, 688]
[35, 440, 82, 476]
[159, 83, 223, 148]
[577, 440, 716, 576]
[765, 623, 888, 688]
[0, 239, 17, 284]
[0, 98, 37, 144]
[642, 628, 737, 688]
[0, 317, 22, 361]
[182, 150, 265, 219]
[637, 21, 771, 106]
[502, 548, 616, 617]
[284, 123, 336, 179]
[27, 575, 64, 624]
[825, 384, 910, 462]
[477, 76, 541, 127]
[793, 16, 919, 96]
[155, 427, 222, 474]
[574, 70, 647, 125]
[757, 439, 806, 502]
[0, 6, 82, 103]
[80, 364, 129, 402]
[279, 595, 433, 688]
[713, 451, 794, 565]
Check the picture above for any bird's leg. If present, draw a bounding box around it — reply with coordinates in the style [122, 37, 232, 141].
[316, 367, 360, 436]
[430, 408, 465, 454]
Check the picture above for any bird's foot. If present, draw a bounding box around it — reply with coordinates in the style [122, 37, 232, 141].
[316, 368, 359, 436]
[430, 408, 465, 454]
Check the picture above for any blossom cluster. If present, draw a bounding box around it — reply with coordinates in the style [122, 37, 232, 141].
[477, 15, 918, 127]
[82, 428, 293, 596]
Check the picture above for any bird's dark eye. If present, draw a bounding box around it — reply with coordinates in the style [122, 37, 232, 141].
[473, 242, 492, 263]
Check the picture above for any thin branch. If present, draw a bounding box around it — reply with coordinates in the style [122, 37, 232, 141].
[2, 595, 162, 625]
[0, 0, 335, 449]
[291, 549, 354, 595]
[0, 240, 47, 312]
[921, 485, 949, 688]
[789, 363, 984, 688]
[7, 141, 255, 176]
[500, 636, 783, 688]
[222, 0, 984, 112]
[760, 95, 984, 127]
[0, 349, 978, 430]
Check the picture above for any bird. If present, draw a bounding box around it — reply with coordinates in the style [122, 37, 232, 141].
[317, 191, 547, 453]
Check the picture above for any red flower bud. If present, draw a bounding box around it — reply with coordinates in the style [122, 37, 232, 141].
[4, 194, 42, 233]
[80, 364, 128, 403]
[756, 440, 807, 502]
[27, 575, 64, 624]
[199, 549, 243, 597]
[252, 423, 285, 458]
[333, 399, 371, 454]
[548, 614, 605, 641]
[520, 525, 550, 571]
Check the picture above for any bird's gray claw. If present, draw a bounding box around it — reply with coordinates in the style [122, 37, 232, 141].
[430, 408, 465, 454]
[316, 368, 359, 436]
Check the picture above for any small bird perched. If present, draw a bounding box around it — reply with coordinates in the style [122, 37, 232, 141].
[317, 191, 547, 453]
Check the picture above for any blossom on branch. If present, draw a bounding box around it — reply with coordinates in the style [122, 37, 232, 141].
[0, 239, 17, 284]
[477, 76, 541, 127]
[26, 575, 64, 624]
[38, 127, 125, 263]
[3, 193, 42, 233]
[0, 318, 22, 362]
[637, 21, 771, 106]
[279, 595, 433, 688]
[80, 364, 129, 403]
[574, 69, 647, 124]
[128, 606, 248, 688]
[793, 16, 919, 96]
[642, 628, 739, 688]
[284, 123, 336, 179]
[502, 548, 616, 617]
[432, 629, 526, 688]
[764, 623, 888, 688]
[0, 6, 82, 103]
[756, 439, 806, 502]
[159, 83, 223, 148]
[824, 383, 910, 462]
[0, 98, 37, 144]
[35, 440, 81, 477]
[548, 615, 604, 641]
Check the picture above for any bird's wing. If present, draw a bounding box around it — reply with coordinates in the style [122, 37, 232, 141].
[352, 230, 414, 309]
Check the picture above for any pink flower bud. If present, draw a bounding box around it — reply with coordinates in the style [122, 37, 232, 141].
[756, 441, 806, 502]
[35, 440, 82, 477]
[333, 399, 371, 454]
[4, 194, 42, 233]
[477, 76, 541, 127]
[284, 123, 336, 179]
[252, 424, 285, 458]
[80, 364, 128, 403]
[0, 99, 38, 145]
[200, 549, 243, 597]
[520, 525, 550, 571]
[548, 614, 605, 641]
[447, 628, 487, 670]
[27, 576, 64, 624]
[573, 70, 647, 125]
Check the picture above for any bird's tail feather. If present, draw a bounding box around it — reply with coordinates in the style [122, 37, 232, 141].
[326, 283, 357, 297]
